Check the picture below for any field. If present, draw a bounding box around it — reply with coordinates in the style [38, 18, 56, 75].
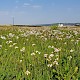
[0, 26, 80, 80]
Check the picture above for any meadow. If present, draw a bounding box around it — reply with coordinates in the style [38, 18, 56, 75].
[0, 26, 80, 80]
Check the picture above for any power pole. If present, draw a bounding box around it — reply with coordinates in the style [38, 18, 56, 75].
[13, 17, 14, 25]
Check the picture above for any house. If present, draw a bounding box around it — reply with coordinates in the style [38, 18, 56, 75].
[58, 24, 64, 27]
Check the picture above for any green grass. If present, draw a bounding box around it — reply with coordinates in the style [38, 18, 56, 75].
[0, 27, 80, 80]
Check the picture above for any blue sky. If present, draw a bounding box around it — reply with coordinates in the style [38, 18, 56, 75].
[0, 0, 80, 25]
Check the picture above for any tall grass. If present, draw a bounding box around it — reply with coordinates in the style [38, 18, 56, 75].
[0, 26, 80, 80]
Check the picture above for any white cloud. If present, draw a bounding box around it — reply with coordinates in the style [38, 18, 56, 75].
[24, 3, 30, 6]
[22, 3, 42, 9]
[31, 5, 41, 8]
[23, 3, 30, 7]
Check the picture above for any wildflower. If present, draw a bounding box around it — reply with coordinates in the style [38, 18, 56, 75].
[49, 54, 54, 59]
[47, 64, 53, 67]
[36, 51, 38, 53]
[20, 60, 22, 63]
[54, 48, 61, 52]
[1, 35, 6, 40]
[44, 38, 47, 41]
[25, 70, 30, 75]
[44, 54, 48, 58]
[32, 44, 36, 46]
[64, 42, 67, 44]
[68, 56, 72, 61]
[36, 51, 41, 54]
[49, 54, 54, 57]
[53, 61, 59, 65]
[55, 58, 59, 61]
[47, 58, 51, 61]
[48, 45, 52, 48]
[15, 46, 19, 49]
[9, 41, 13, 43]
[9, 45, 13, 47]
[52, 46, 55, 49]
[16, 36, 19, 39]
[75, 40, 79, 44]
[70, 49, 74, 52]
[6, 41, 12, 44]
[31, 53, 35, 56]
[20, 47, 25, 52]
[8, 33, 14, 38]
[73, 31, 78, 35]
[41, 36, 44, 38]
[38, 52, 41, 54]
[0, 45, 2, 49]
[13, 43, 17, 46]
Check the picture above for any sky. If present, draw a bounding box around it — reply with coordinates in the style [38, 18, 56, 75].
[0, 0, 80, 25]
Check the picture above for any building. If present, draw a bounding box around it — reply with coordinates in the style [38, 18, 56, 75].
[58, 24, 64, 27]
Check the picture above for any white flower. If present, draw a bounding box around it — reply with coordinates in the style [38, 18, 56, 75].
[44, 54, 48, 58]
[20, 60, 22, 63]
[52, 46, 55, 49]
[9, 45, 13, 47]
[1, 35, 6, 40]
[25, 70, 30, 75]
[49, 54, 54, 59]
[20, 47, 25, 52]
[47, 58, 51, 61]
[31, 53, 35, 56]
[6, 41, 12, 44]
[36, 51, 38, 53]
[64, 42, 67, 44]
[70, 49, 74, 52]
[38, 52, 41, 54]
[73, 31, 78, 35]
[0, 45, 2, 49]
[55, 58, 59, 61]
[15, 46, 18, 49]
[8, 33, 14, 38]
[13, 43, 17, 46]
[53, 61, 59, 65]
[36, 51, 41, 54]
[47, 64, 53, 67]
[48, 45, 52, 48]
[9, 41, 13, 43]
[54, 48, 61, 52]
[75, 40, 79, 44]
[16, 36, 19, 39]
[32, 44, 36, 46]
[68, 56, 72, 61]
